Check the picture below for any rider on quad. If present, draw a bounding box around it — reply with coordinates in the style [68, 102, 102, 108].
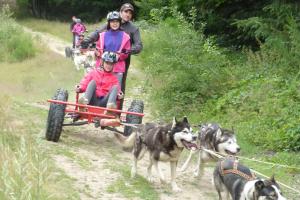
[75, 51, 124, 125]
[94, 11, 131, 86]
[81, 3, 142, 109]
[72, 19, 86, 48]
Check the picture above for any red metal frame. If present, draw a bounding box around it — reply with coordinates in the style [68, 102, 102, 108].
[47, 98, 144, 125]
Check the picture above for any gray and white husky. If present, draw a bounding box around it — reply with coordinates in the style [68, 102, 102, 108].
[213, 157, 286, 200]
[73, 49, 95, 73]
[180, 123, 240, 178]
[114, 117, 197, 192]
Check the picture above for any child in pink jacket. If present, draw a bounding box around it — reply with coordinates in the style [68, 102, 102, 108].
[72, 19, 86, 47]
[95, 11, 131, 85]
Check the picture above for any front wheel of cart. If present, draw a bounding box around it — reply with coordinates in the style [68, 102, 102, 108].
[45, 88, 68, 142]
[65, 47, 72, 58]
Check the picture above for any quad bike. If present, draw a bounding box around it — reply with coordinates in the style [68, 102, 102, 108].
[65, 30, 95, 60]
[45, 88, 144, 142]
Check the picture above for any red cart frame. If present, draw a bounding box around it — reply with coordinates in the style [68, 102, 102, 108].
[45, 89, 144, 142]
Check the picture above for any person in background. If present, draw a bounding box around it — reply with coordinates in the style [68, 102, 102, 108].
[75, 33, 85, 48]
[81, 3, 143, 109]
[72, 19, 86, 48]
[70, 16, 77, 48]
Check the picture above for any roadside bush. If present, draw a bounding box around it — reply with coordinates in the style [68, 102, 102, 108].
[195, 17, 300, 151]
[139, 6, 300, 152]
[0, 6, 35, 62]
[140, 13, 233, 116]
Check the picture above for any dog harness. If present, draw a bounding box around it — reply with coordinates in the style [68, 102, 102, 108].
[219, 156, 256, 181]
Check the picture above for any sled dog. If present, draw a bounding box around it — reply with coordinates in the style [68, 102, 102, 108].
[213, 157, 286, 200]
[180, 123, 240, 178]
[114, 117, 197, 192]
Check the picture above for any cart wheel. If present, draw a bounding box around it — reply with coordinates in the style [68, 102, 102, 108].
[46, 88, 68, 142]
[65, 47, 72, 58]
[124, 100, 144, 136]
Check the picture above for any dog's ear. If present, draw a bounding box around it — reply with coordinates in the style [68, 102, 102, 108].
[183, 116, 188, 123]
[216, 128, 222, 140]
[255, 180, 265, 191]
[172, 117, 177, 129]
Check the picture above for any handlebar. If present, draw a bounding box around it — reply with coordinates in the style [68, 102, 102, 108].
[94, 48, 131, 55]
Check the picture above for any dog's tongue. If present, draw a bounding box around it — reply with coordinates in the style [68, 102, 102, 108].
[182, 140, 198, 150]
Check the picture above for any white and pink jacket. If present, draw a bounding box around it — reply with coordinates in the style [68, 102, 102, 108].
[95, 30, 131, 73]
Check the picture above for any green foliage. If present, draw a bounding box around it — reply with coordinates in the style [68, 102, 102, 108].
[0, 96, 50, 200]
[139, 4, 300, 152]
[197, 13, 300, 152]
[0, 6, 35, 62]
[135, 0, 300, 49]
[134, 0, 169, 20]
[15, 0, 133, 21]
[140, 11, 232, 116]
[15, 0, 29, 16]
[233, 1, 300, 48]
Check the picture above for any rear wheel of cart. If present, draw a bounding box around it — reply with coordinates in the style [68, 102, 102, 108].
[123, 100, 144, 136]
[45, 88, 68, 142]
[65, 47, 72, 58]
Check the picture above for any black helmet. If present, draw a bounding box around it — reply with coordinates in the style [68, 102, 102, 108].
[107, 11, 121, 22]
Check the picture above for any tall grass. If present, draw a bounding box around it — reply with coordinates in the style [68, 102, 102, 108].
[0, 13, 83, 199]
[0, 6, 35, 62]
[0, 49, 81, 199]
[0, 97, 49, 200]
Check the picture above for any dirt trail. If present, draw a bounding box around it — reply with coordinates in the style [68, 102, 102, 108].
[26, 27, 218, 200]
[23, 27, 68, 56]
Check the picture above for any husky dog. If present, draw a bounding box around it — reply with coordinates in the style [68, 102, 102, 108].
[114, 117, 197, 192]
[73, 49, 95, 73]
[180, 123, 240, 178]
[213, 157, 286, 200]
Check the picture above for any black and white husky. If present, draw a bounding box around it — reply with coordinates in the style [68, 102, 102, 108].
[114, 117, 197, 192]
[180, 123, 240, 178]
[213, 157, 286, 200]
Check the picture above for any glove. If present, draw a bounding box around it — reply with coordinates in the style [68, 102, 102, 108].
[117, 91, 124, 99]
